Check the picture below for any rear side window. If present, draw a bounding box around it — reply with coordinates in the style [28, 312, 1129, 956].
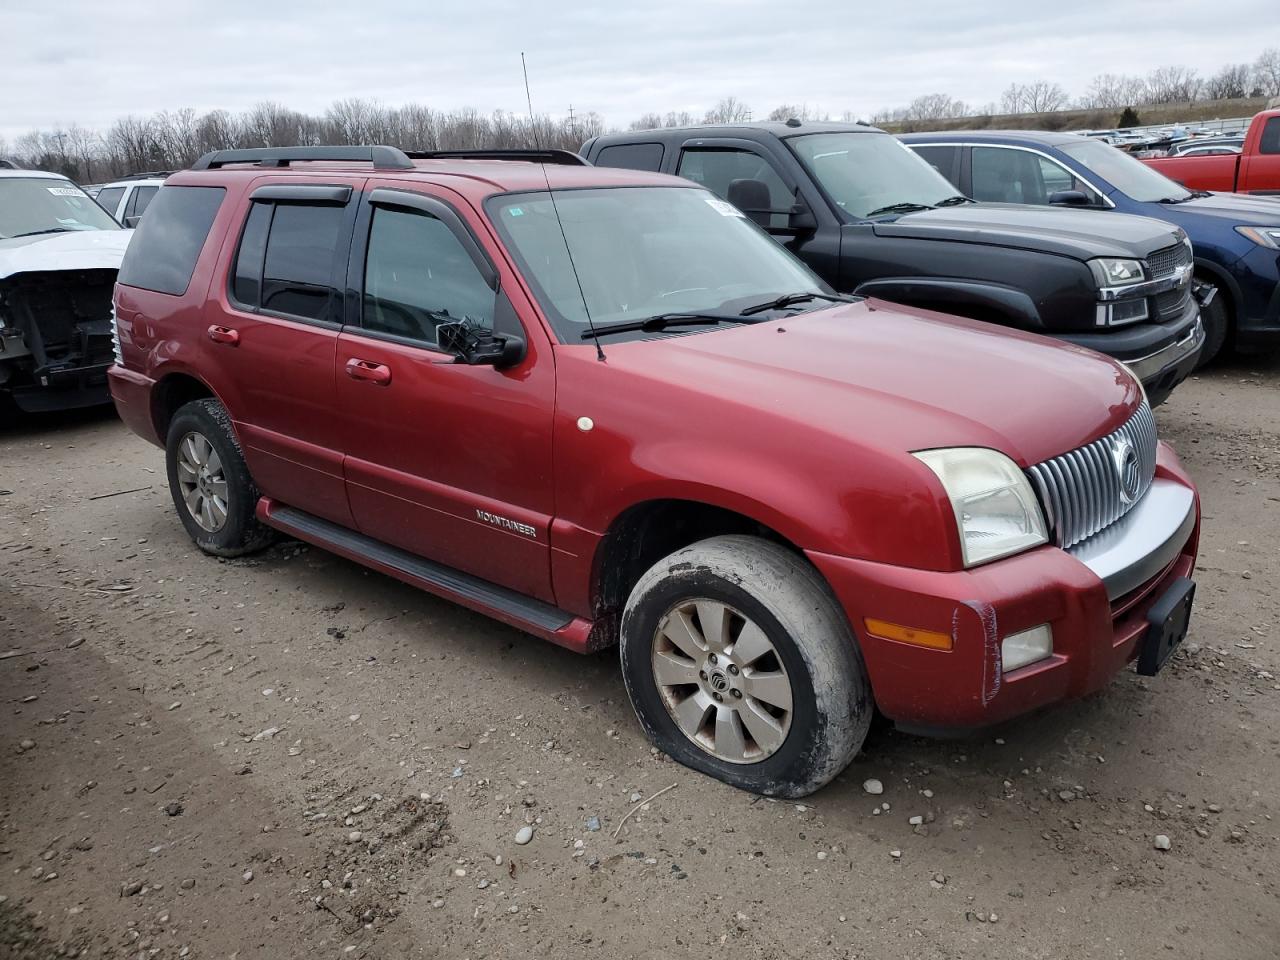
[911, 145, 960, 185]
[117, 186, 225, 296]
[231, 200, 346, 322]
[127, 185, 159, 219]
[95, 186, 125, 217]
[594, 142, 665, 172]
[1260, 117, 1280, 155]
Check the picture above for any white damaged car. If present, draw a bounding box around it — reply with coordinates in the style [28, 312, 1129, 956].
[1, 169, 132, 413]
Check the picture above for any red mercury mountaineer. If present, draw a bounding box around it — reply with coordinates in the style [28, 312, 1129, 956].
[108, 146, 1200, 797]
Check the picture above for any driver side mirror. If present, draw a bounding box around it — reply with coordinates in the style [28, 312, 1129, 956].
[788, 197, 818, 231]
[1048, 189, 1092, 207]
[437, 321, 526, 370]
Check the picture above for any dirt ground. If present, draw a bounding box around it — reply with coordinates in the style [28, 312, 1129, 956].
[2, 354, 1277, 960]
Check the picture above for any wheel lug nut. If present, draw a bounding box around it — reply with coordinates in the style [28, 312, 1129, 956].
[731, 688, 742, 699]
[712, 692, 723, 702]
[727, 664, 739, 675]
[708, 653, 718, 665]
[699, 671, 708, 681]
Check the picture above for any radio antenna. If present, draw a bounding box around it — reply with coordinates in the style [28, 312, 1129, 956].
[521, 52, 605, 361]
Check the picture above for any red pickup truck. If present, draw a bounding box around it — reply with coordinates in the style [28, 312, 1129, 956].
[1142, 110, 1280, 195]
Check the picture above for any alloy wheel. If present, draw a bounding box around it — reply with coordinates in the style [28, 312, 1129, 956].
[651, 598, 794, 764]
[175, 431, 229, 532]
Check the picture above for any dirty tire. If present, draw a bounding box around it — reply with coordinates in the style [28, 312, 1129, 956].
[620, 535, 872, 798]
[165, 399, 274, 557]
[1195, 290, 1229, 369]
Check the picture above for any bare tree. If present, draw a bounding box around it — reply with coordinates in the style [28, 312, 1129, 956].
[1255, 48, 1280, 97]
[1204, 63, 1253, 100]
[1023, 81, 1069, 113]
[702, 97, 752, 124]
[1143, 65, 1202, 103]
[1081, 73, 1144, 109]
[905, 93, 970, 120]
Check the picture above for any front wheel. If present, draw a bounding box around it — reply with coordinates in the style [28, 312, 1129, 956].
[165, 399, 275, 557]
[1195, 289, 1230, 368]
[619, 535, 872, 798]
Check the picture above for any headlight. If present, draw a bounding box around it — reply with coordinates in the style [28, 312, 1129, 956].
[1088, 258, 1145, 287]
[913, 448, 1049, 567]
[1235, 226, 1280, 250]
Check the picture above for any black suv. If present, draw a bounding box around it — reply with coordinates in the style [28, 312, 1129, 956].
[584, 121, 1208, 405]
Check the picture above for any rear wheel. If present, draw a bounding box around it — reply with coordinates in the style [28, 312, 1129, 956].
[619, 535, 872, 797]
[165, 399, 274, 557]
[1195, 286, 1230, 368]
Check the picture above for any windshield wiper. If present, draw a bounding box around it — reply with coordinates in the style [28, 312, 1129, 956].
[1157, 195, 1196, 204]
[12, 227, 76, 237]
[865, 202, 935, 218]
[580, 312, 752, 340]
[936, 194, 974, 206]
[738, 292, 859, 317]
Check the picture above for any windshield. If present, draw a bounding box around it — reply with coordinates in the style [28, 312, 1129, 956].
[0, 177, 121, 238]
[1061, 139, 1192, 203]
[788, 132, 960, 219]
[486, 186, 825, 342]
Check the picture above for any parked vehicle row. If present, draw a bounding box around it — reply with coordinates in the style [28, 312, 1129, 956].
[585, 121, 1208, 403]
[1141, 109, 1280, 195]
[108, 145, 1201, 797]
[899, 129, 1280, 363]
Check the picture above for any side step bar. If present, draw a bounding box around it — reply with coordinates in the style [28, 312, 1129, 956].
[257, 499, 597, 653]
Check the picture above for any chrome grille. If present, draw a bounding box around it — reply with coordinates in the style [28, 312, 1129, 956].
[1026, 402, 1158, 550]
[1147, 243, 1190, 280]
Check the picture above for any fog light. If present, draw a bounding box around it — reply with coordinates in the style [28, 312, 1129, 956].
[1002, 624, 1053, 672]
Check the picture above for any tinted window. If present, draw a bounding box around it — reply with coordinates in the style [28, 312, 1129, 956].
[1260, 117, 1280, 155]
[912, 145, 960, 185]
[260, 203, 344, 321]
[95, 187, 125, 217]
[594, 142, 665, 172]
[971, 147, 1056, 204]
[117, 185, 225, 296]
[362, 206, 495, 344]
[231, 202, 272, 306]
[128, 185, 159, 218]
[677, 149, 792, 228]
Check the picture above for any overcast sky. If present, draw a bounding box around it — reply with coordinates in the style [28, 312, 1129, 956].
[3, 0, 1273, 142]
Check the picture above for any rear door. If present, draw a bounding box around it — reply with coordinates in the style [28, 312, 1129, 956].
[333, 181, 557, 601]
[123, 185, 159, 226]
[202, 177, 365, 527]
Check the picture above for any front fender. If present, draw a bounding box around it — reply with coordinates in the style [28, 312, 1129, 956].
[853, 276, 1043, 329]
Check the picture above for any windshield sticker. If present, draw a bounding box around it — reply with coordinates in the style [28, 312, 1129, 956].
[507, 207, 524, 217]
[46, 186, 83, 197]
[703, 196, 745, 217]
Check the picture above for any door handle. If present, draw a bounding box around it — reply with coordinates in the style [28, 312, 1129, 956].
[345, 358, 392, 386]
[207, 325, 239, 346]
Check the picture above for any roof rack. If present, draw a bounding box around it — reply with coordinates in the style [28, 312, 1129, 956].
[404, 149, 589, 166]
[113, 170, 177, 181]
[191, 146, 415, 171]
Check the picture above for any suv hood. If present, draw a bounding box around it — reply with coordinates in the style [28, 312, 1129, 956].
[1165, 191, 1280, 225]
[869, 203, 1182, 261]
[0, 230, 132, 281]
[611, 299, 1140, 467]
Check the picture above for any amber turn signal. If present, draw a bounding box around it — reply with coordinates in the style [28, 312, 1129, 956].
[863, 617, 953, 651]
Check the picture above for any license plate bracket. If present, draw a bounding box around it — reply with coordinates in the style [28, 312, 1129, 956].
[1137, 576, 1195, 677]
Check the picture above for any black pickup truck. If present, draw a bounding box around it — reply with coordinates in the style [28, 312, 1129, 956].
[583, 121, 1208, 404]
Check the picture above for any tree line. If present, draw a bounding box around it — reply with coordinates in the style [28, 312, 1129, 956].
[871, 48, 1280, 124]
[6, 47, 1279, 182]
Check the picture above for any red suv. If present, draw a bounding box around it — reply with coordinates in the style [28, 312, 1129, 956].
[109, 146, 1200, 797]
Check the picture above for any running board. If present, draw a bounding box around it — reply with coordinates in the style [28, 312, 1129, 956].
[258, 499, 596, 651]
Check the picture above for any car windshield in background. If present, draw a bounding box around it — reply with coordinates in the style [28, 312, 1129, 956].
[1061, 138, 1192, 203]
[486, 186, 824, 343]
[787, 132, 960, 219]
[0, 178, 122, 238]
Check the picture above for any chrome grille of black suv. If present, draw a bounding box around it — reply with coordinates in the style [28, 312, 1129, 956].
[1026, 402, 1158, 550]
[1147, 243, 1189, 280]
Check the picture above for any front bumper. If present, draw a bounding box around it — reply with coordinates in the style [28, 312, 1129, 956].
[1232, 244, 1280, 353]
[1124, 315, 1203, 406]
[2, 358, 113, 412]
[808, 441, 1199, 731]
